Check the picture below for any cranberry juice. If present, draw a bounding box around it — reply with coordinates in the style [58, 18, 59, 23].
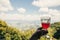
[42, 23, 50, 29]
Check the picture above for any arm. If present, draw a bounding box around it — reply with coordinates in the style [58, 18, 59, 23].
[53, 30, 60, 39]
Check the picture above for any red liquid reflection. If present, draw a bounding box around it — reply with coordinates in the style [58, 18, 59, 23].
[42, 23, 50, 29]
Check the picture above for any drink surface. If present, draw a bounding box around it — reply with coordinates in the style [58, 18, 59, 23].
[42, 23, 50, 29]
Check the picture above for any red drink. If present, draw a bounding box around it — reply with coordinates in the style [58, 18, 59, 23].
[42, 23, 50, 29]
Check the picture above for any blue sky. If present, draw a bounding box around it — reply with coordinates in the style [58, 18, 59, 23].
[0, 0, 60, 23]
[10, 0, 39, 14]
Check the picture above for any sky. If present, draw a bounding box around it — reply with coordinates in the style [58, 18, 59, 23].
[0, 0, 60, 23]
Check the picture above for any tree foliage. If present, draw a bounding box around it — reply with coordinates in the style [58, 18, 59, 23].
[0, 20, 60, 40]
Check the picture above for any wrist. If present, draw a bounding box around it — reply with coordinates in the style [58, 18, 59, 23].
[42, 29, 47, 31]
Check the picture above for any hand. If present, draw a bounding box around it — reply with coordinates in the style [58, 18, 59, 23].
[29, 27, 48, 40]
[39, 30, 48, 36]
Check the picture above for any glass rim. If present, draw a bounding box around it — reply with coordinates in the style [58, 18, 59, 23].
[41, 17, 51, 19]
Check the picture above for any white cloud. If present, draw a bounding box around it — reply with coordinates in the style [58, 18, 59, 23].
[39, 7, 48, 12]
[0, 0, 13, 12]
[0, 13, 40, 21]
[17, 8, 26, 13]
[24, 15, 40, 21]
[32, 0, 60, 13]
[48, 9, 60, 22]
[49, 9, 60, 16]
[0, 9, 60, 22]
[0, 13, 24, 20]
[32, 0, 60, 7]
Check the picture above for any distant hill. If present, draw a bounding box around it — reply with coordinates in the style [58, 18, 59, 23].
[6, 20, 40, 31]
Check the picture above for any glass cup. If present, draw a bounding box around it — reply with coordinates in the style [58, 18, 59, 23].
[41, 17, 51, 30]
